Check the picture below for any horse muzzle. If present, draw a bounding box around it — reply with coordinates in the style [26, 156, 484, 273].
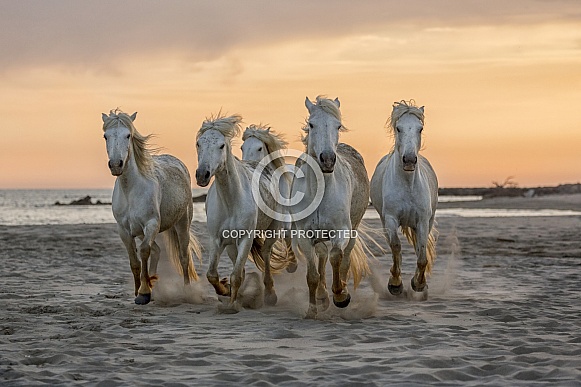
[195, 168, 212, 187]
[402, 154, 417, 172]
[319, 151, 336, 173]
[108, 160, 124, 176]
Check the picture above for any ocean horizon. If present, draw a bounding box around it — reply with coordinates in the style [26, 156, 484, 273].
[1, 189, 580, 226]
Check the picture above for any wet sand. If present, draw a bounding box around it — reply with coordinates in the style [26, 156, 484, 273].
[1, 195, 580, 385]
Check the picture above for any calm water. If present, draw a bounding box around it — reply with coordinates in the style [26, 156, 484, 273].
[0, 190, 579, 226]
[0, 189, 208, 226]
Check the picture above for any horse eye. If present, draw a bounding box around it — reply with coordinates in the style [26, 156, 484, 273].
[103, 135, 107, 140]
[309, 122, 314, 129]
[219, 144, 225, 150]
[337, 125, 341, 130]
[126, 134, 131, 139]
[258, 147, 262, 152]
[396, 128, 401, 133]
[419, 127, 423, 133]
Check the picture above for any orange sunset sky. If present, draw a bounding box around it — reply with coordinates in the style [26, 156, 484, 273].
[0, 1, 579, 189]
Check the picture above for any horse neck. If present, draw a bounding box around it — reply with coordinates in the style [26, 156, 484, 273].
[214, 150, 244, 206]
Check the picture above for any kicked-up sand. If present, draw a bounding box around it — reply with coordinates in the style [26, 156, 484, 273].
[1, 195, 580, 385]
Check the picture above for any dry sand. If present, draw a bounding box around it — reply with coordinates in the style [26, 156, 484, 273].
[1, 195, 580, 385]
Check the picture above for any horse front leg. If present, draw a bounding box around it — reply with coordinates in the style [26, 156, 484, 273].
[383, 216, 404, 295]
[206, 242, 228, 296]
[175, 214, 194, 285]
[297, 236, 318, 319]
[118, 228, 140, 298]
[330, 238, 352, 308]
[230, 237, 253, 309]
[135, 222, 160, 305]
[411, 222, 429, 294]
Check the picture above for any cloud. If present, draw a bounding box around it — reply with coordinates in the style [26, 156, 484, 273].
[1, 0, 580, 72]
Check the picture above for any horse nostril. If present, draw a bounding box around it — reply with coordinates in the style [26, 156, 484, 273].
[319, 153, 325, 163]
[108, 160, 113, 169]
[119, 160, 123, 169]
[403, 155, 417, 164]
[204, 171, 210, 180]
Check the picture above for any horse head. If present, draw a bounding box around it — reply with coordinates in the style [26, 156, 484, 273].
[102, 111, 137, 176]
[390, 101, 424, 172]
[304, 96, 343, 173]
[195, 114, 242, 187]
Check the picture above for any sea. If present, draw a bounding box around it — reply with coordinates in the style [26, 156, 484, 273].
[1, 190, 580, 226]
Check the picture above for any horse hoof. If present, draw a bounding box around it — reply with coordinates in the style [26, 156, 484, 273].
[305, 306, 317, 319]
[134, 293, 151, 305]
[388, 283, 404, 296]
[411, 278, 428, 293]
[264, 292, 278, 306]
[286, 261, 298, 273]
[333, 293, 351, 308]
[318, 296, 330, 311]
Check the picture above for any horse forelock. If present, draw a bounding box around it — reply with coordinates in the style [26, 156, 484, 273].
[387, 100, 425, 136]
[197, 113, 243, 144]
[243, 124, 288, 153]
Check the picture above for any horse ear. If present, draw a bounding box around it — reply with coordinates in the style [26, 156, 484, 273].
[102, 113, 108, 123]
[305, 97, 315, 113]
[265, 127, 271, 133]
[334, 97, 340, 108]
[420, 106, 425, 113]
[130, 112, 137, 122]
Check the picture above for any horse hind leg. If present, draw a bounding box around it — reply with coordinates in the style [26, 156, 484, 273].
[410, 223, 429, 295]
[119, 229, 141, 298]
[315, 243, 330, 311]
[150, 241, 161, 276]
[261, 237, 278, 306]
[285, 236, 298, 273]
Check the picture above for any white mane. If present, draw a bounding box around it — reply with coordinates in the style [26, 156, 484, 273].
[243, 124, 288, 153]
[197, 113, 243, 144]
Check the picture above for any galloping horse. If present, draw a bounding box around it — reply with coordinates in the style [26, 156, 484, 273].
[102, 109, 201, 305]
[241, 124, 297, 273]
[195, 114, 291, 310]
[370, 100, 438, 297]
[292, 96, 371, 319]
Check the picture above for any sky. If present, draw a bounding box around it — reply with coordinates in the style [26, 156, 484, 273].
[0, 1, 580, 189]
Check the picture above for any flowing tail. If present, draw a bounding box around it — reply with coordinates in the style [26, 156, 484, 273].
[249, 237, 292, 274]
[349, 222, 385, 289]
[162, 228, 202, 281]
[401, 225, 438, 275]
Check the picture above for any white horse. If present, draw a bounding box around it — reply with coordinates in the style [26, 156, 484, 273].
[195, 114, 291, 309]
[292, 96, 371, 319]
[241, 124, 297, 273]
[370, 100, 438, 297]
[102, 109, 201, 305]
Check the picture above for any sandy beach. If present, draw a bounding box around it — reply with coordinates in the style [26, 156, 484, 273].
[1, 195, 580, 385]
